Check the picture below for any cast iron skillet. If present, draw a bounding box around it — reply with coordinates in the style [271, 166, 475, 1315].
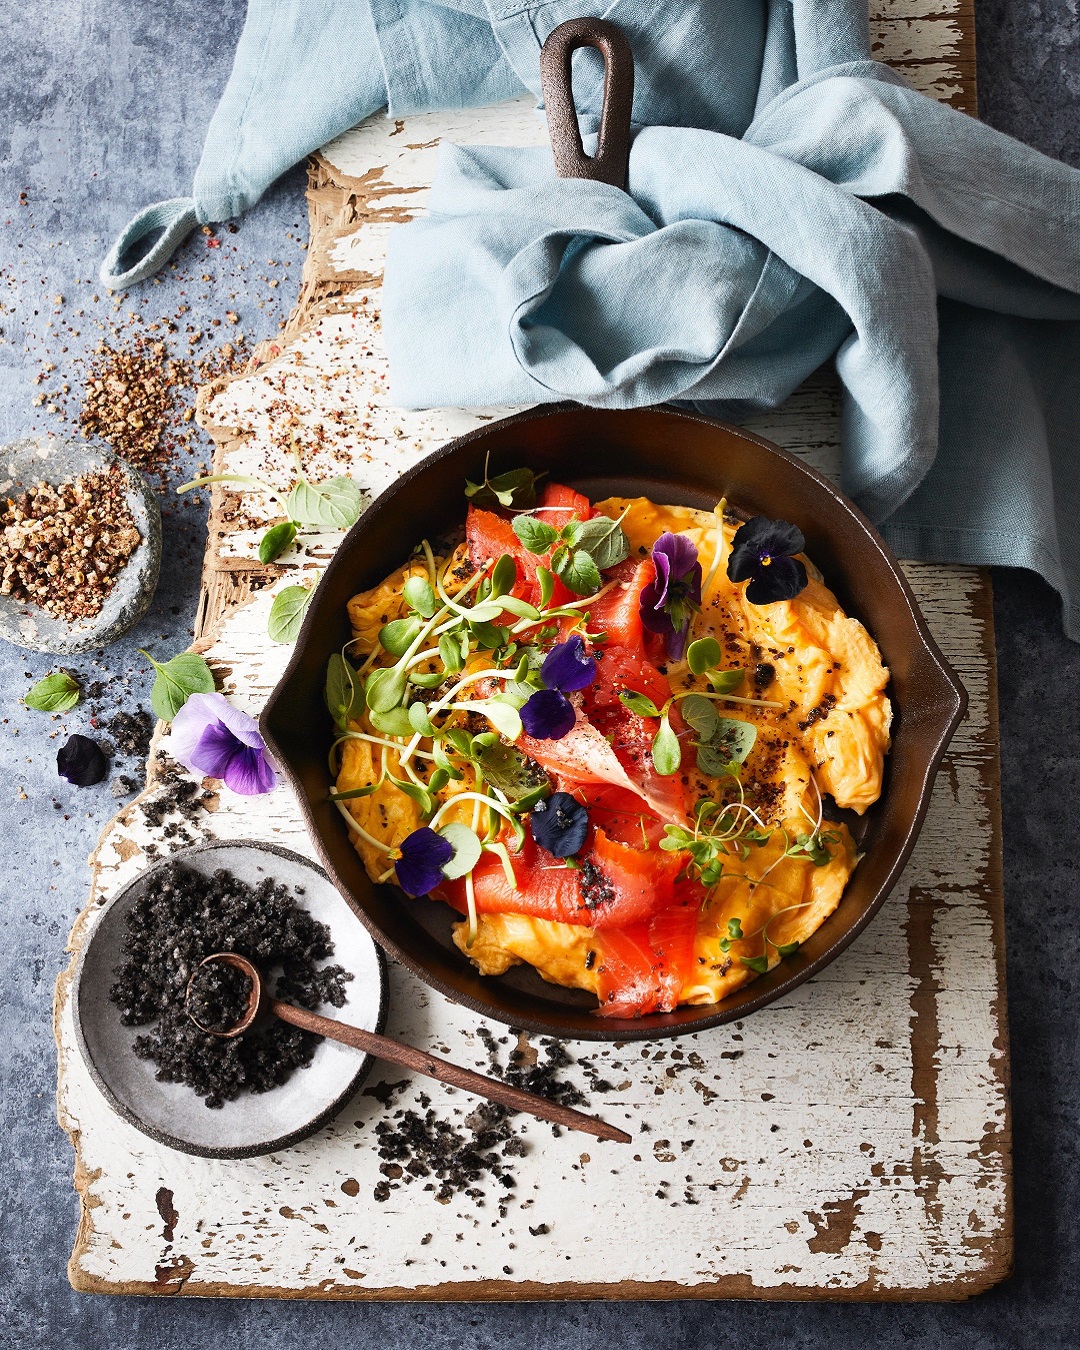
[261, 403, 966, 1041]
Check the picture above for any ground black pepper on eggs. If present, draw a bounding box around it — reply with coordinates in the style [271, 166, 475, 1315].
[109, 861, 351, 1108]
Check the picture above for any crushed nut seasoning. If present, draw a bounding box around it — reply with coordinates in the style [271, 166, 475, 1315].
[0, 465, 140, 622]
[78, 336, 190, 471]
[110, 861, 352, 1109]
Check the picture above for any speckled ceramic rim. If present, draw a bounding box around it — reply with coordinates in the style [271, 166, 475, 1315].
[262, 405, 967, 1042]
[71, 839, 390, 1159]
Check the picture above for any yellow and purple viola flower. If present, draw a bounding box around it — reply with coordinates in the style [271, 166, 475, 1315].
[520, 634, 596, 740]
[640, 531, 702, 660]
[727, 516, 808, 604]
[170, 692, 278, 795]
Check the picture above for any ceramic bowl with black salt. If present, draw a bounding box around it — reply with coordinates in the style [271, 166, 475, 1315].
[0, 435, 161, 655]
[73, 840, 388, 1158]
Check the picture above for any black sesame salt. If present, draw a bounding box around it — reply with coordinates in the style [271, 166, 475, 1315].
[186, 960, 253, 1034]
[109, 861, 351, 1108]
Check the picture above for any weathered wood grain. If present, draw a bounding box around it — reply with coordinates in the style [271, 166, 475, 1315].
[55, 1, 1010, 1300]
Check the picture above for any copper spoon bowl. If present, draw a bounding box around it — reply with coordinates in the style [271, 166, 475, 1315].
[186, 952, 631, 1145]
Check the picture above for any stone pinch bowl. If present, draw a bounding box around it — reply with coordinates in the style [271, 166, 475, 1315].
[0, 436, 162, 654]
[72, 840, 389, 1159]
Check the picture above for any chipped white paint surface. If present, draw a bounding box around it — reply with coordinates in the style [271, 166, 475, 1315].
[57, 9, 1007, 1300]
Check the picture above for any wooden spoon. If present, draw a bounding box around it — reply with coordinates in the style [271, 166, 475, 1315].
[186, 952, 631, 1145]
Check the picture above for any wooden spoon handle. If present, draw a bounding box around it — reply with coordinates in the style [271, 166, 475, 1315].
[270, 999, 631, 1145]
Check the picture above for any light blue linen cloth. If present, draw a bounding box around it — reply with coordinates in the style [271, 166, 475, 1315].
[100, 0, 1080, 638]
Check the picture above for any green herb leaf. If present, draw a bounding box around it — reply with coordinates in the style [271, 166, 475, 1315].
[408, 702, 436, 737]
[427, 767, 450, 794]
[619, 689, 662, 718]
[433, 742, 464, 780]
[568, 515, 631, 570]
[370, 706, 414, 737]
[24, 671, 80, 713]
[536, 566, 555, 608]
[403, 575, 438, 618]
[447, 728, 475, 759]
[285, 475, 363, 530]
[437, 822, 484, 880]
[686, 637, 721, 676]
[408, 670, 445, 689]
[365, 665, 407, 714]
[379, 616, 423, 657]
[258, 520, 297, 564]
[438, 632, 464, 676]
[708, 668, 745, 695]
[651, 713, 682, 776]
[714, 716, 758, 764]
[740, 954, 769, 975]
[490, 554, 518, 600]
[776, 941, 800, 957]
[464, 466, 540, 511]
[268, 585, 313, 643]
[476, 739, 549, 801]
[329, 783, 383, 801]
[680, 693, 719, 741]
[469, 621, 510, 651]
[494, 595, 541, 620]
[695, 743, 737, 778]
[477, 698, 523, 741]
[390, 774, 436, 818]
[512, 515, 560, 555]
[554, 547, 602, 596]
[325, 653, 364, 732]
[727, 917, 744, 940]
[466, 601, 504, 624]
[139, 649, 216, 721]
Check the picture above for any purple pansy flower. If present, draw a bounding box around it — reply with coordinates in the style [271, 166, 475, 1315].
[521, 635, 596, 740]
[727, 516, 808, 605]
[170, 692, 278, 796]
[394, 827, 454, 897]
[530, 791, 589, 858]
[640, 532, 702, 660]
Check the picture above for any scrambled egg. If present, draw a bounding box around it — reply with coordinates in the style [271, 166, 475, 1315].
[338, 499, 891, 1011]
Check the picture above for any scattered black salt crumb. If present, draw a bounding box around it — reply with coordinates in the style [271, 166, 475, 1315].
[109, 861, 351, 1108]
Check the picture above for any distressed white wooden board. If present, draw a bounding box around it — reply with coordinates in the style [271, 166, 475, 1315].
[57, 5, 1008, 1300]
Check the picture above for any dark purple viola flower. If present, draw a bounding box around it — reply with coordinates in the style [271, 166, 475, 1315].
[170, 692, 278, 795]
[639, 531, 702, 660]
[521, 688, 577, 740]
[530, 791, 589, 858]
[540, 634, 596, 693]
[395, 827, 454, 897]
[57, 734, 108, 786]
[727, 516, 808, 605]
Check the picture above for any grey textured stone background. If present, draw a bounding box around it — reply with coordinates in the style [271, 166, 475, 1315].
[0, 1, 1077, 1344]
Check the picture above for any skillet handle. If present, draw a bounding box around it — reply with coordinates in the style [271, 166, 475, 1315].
[539, 17, 634, 189]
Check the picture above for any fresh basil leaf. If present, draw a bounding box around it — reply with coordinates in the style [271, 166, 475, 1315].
[325, 653, 364, 732]
[465, 467, 540, 511]
[437, 821, 484, 880]
[408, 702, 436, 736]
[403, 575, 438, 618]
[619, 689, 661, 718]
[740, 954, 769, 975]
[536, 566, 555, 608]
[379, 616, 422, 657]
[569, 515, 630, 569]
[687, 637, 721, 676]
[695, 743, 737, 778]
[370, 705, 414, 736]
[715, 716, 758, 764]
[267, 585, 313, 643]
[490, 554, 518, 599]
[512, 515, 559, 555]
[708, 668, 745, 695]
[438, 632, 464, 676]
[554, 547, 602, 596]
[476, 739, 549, 800]
[140, 649, 216, 721]
[285, 475, 364, 529]
[258, 519, 297, 564]
[680, 693, 719, 741]
[24, 671, 80, 713]
[651, 714, 682, 776]
[365, 665, 407, 714]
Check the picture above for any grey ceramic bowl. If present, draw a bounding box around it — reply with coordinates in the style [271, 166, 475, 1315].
[73, 840, 389, 1159]
[0, 436, 161, 654]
